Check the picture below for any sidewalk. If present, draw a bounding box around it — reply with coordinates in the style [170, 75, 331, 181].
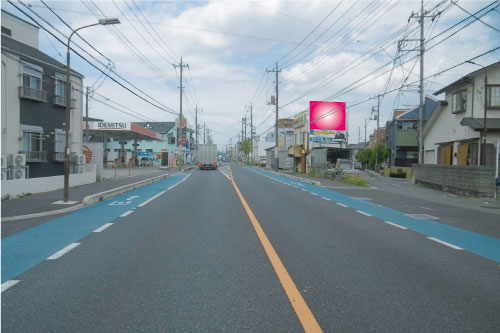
[259, 166, 500, 213]
[1, 165, 188, 219]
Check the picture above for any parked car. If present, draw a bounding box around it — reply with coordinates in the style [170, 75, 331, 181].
[354, 161, 362, 169]
[139, 157, 154, 167]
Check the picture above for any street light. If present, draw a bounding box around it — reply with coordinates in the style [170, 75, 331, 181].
[466, 60, 488, 166]
[64, 18, 120, 202]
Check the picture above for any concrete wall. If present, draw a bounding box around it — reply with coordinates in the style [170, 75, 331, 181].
[1, 11, 39, 48]
[1, 55, 21, 157]
[1, 169, 96, 198]
[413, 164, 496, 197]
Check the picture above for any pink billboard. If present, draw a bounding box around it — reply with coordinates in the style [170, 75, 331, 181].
[309, 101, 346, 131]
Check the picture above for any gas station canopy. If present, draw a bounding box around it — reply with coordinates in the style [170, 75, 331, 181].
[83, 122, 163, 141]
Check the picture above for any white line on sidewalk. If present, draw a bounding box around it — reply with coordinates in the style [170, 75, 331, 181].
[427, 237, 463, 250]
[93, 223, 114, 233]
[47, 243, 81, 260]
[121, 210, 134, 217]
[384, 221, 407, 229]
[356, 210, 372, 217]
[322, 197, 331, 201]
[336, 203, 348, 207]
[1, 280, 20, 293]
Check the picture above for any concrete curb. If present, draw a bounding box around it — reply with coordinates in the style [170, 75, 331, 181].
[255, 167, 321, 186]
[81, 173, 171, 206]
[2, 169, 193, 221]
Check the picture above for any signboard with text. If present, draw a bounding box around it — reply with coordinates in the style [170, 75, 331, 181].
[309, 101, 346, 142]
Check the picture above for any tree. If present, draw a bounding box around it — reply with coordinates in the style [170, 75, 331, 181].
[240, 139, 252, 160]
[369, 144, 388, 169]
[356, 149, 372, 168]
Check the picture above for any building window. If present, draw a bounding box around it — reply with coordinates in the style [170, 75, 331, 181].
[20, 62, 47, 102]
[146, 149, 153, 153]
[487, 85, 500, 108]
[451, 90, 467, 113]
[22, 131, 43, 152]
[114, 149, 120, 152]
[168, 136, 175, 144]
[1, 26, 12, 36]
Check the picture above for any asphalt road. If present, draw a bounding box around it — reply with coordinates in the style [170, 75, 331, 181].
[2, 163, 500, 332]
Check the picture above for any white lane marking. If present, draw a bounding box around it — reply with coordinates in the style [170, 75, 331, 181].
[322, 197, 331, 201]
[427, 237, 463, 250]
[336, 203, 348, 208]
[1, 280, 20, 293]
[248, 170, 294, 186]
[47, 243, 81, 260]
[384, 221, 407, 229]
[356, 210, 372, 217]
[93, 223, 113, 233]
[126, 196, 139, 200]
[301, 189, 307, 192]
[121, 210, 134, 217]
[405, 213, 440, 220]
[310, 192, 318, 196]
[137, 173, 191, 208]
[218, 167, 231, 180]
[137, 191, 166, 208]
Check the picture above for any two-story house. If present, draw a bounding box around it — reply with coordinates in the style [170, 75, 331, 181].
[424, 61, 500, 166]
[386, 96, 442, 167]
[1, 10, 84, 179]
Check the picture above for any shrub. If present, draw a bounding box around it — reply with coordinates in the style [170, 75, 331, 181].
[341, 174, 370, 187]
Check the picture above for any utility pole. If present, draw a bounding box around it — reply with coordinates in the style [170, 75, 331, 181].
[483, 72, 488, 165]
[243, 116, 247, 141]
[85, 86, 89, 142]
[267, 62, 281, 169]
[203, 123, 206, 144]
[250, 102, 253, 164]
[173, 57, 189, 165]
[195, 105, 198, 163]
[373, 94, 381, 169]
[405, 1, 440, 165]
[364, 119, 367, 150]
[418, 0, 424, 165]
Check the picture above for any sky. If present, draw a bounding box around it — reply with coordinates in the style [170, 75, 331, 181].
[3, 0, 500, 149]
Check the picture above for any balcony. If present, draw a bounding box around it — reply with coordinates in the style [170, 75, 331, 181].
[395, 130, 418, 147]
[53, 152, 66, 162]
[53, 95, 76, 108]
[19, 151, 48, 162]
[19, 86, 48, 102]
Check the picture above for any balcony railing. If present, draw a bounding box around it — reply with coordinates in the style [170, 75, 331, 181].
[19, 86, 48, 102]
[19, 151, 48, 162]
[53, 95, 76, 108]
[53, 152, 66, 162]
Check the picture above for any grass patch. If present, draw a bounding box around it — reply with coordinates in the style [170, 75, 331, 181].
[341, 175, 370, 187]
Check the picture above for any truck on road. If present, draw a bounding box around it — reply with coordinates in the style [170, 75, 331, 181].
[198, 144, 218, 170]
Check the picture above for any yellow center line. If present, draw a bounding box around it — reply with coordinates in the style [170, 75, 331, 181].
[230, 168, 322, 333]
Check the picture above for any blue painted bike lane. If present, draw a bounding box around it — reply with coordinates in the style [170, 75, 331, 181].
[248, 168, 500, 264]
[2, 172, 190, 283]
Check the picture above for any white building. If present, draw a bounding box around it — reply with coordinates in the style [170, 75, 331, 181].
[1, 10, 84, 179]
[424, 61, 500, 166]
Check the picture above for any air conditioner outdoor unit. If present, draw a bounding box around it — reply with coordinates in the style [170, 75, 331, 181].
[1, 169, 9, 180]
[9, 154, 26, 167]
[11, 167, 26, 180]
[71, 153, 85, 165]
[73, 165, 86, 174]
[1, 156, 7, 169]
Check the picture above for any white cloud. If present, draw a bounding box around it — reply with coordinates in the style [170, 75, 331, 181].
[6, 0, 498, 146]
